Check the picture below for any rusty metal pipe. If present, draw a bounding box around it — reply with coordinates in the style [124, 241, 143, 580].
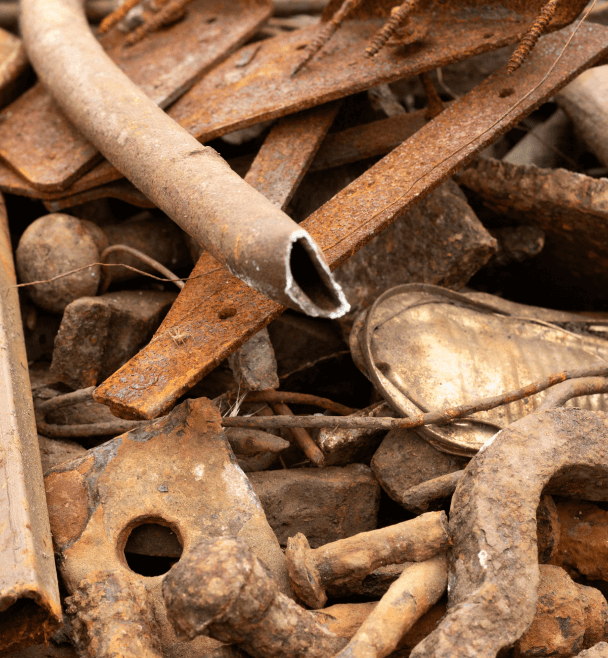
[0, 191, 62, 654]
[19, 0, 348, 319]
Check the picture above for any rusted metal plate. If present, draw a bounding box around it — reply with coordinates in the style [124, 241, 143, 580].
[168, 0, 587, 145]
[3, 108, 423, 207]
[94, 23, 608, 420]
[310, 109, 427, 172]
[44, 397, 290, 657]
[0, 0, 272, 192]
[3, 0, 587, 195]
[0, 192, 62, 655]
[244, 100, 341, 209]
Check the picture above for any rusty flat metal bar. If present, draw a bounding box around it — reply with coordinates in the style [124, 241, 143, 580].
[94, 22, 608, 420]
[0, 0, 271, 192]
[0, 192, 62, 655]
[244, 100, 342, 209]
[0, 0, 588, 194]
[309, 109, 427, 172]
[20, 0, 348, 319]
[0, 107, 425, 206]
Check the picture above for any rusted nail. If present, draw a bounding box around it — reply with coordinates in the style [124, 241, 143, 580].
[365, 0, 422, 58]
[163, 537, 348, 658]
[21, 0, 348, 319]
[15, 213, 188, 313]
[291, 0, 363, 76]
[410, 408, 608, 658]
[334, 555, 448, 658]
[0, 192, 62, 652]
[271, 401, 325, 466]
[508, 0, 560, 74]
[124, 0, 196, 47]
[285, 510, 450, 609]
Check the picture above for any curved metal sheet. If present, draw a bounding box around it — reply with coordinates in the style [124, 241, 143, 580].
[359, 284, 608, 455]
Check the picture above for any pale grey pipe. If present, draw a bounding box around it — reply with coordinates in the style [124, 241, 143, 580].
[19, 0, 349, 318]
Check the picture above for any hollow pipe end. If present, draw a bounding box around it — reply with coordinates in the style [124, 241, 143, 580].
[282, 230, 349, 319]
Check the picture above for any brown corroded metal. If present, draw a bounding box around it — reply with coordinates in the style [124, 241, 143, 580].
[334, 555, 448, 658]
[44, 397, 290, 657]
[95, 23, 608, 420]
[168, 0, 587, 148]
[513, 565, 608, 658]
[244, 101, 342, 209]
[0, 193, 62, 654]
[410, 408, 608, 658]
[12, 0, 587, 197]
[20, 0, 348, 320]
[1, 0, 271, 192]
[163, 537, 348, 658]
[285, 511, 450, 609]
[457, 157, 608, 300]
[18, 106, 429, 206]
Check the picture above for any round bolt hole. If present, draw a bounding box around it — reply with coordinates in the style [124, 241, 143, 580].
[123, 521, 183, 577]
[218, 307, 237, 320]
[498, 87, 515, 98]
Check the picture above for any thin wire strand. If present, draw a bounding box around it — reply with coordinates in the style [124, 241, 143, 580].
[99, 244, 184, 293]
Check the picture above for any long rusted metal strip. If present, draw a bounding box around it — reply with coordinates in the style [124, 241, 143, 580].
[20, 0, 347, 319]
[95, 22, 608, 420]
[0, 0, 272, 192]
[244, 101, 342, 209]
[0, 192, 62, 655]
[2, 0, 588, 194]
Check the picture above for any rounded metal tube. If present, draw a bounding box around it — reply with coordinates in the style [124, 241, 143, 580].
[20, 0, 348, 318]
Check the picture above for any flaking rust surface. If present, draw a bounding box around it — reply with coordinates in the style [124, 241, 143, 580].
[0, 0, 272, 192]
[94, 23, 608, 421]
[457, 157, 608, 298]
[44, 397, 289, 657]
[410, 408, 608, 658]
[9, 0, 587, 197]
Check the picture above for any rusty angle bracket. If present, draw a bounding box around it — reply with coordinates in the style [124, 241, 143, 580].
[0, 0, 588, 196]
[94, 21, 608, 420]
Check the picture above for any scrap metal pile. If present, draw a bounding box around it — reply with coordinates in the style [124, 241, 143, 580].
[3, 0, 608, 656]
